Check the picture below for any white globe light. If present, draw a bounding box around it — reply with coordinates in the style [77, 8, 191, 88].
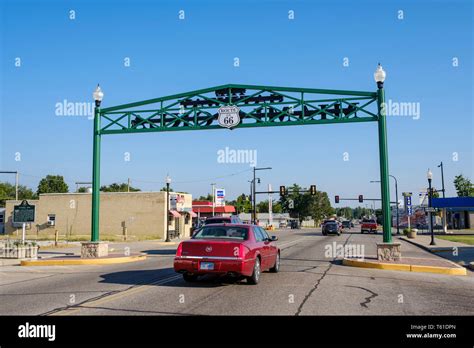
[374, 63, 386, 83]
[93, 84, 104, 102]
[427, 169, 433, 180]
[165, 175, 172, 184]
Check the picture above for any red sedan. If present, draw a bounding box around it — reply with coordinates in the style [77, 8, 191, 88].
[174, 223, 280, 285]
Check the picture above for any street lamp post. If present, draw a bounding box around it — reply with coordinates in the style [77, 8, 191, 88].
[165, 175, 172, 242]
[91, 85, 104, 242]
[438, 162, 447, 232]
[374, 64, 392, 244]
[427, 169, 436, 245]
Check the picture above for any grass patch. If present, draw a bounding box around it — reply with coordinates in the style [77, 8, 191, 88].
[436, 235, 474, 245]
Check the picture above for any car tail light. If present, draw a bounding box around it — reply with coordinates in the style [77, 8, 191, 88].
[176, 242, 183, 256]
[239, 244, 245, 259]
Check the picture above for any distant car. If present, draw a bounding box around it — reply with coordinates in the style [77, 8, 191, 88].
[342, 221, 351, 229]
[203, 215, 243, 225]
[322, 221, 342, 236]
[174, 224, 280, 285]
[361, 219, 377, 234]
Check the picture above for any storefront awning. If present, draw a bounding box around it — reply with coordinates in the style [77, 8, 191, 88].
[169, 210, 181, 218]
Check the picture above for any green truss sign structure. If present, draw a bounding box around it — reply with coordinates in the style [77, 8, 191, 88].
[98, 84, 379, 134]
[91, 83, 392, 244]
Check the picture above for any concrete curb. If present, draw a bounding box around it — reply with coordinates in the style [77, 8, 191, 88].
[342, 258, 467, 276]
[20, 254, 147, 266]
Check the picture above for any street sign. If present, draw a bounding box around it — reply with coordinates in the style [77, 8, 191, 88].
[288, 199, 294, 209]
[424, 207, 438, 213]
[13, 200, 35, 223]
[215, 189, 225, 207]
[217, 106, 240, 129]
[406, 196, 412, 206]
[407, 206, 413, 216]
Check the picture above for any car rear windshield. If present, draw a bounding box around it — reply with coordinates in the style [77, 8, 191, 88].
[362, 219, 376, 223]
[193, 226, 248, 240]
[326, 221, 337, 225]
[204, 218, 230, 224]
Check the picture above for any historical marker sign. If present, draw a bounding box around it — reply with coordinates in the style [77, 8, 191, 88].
[13, 200, 35, 223]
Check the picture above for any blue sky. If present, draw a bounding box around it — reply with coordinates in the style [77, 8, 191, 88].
[0, 0, 472, 207]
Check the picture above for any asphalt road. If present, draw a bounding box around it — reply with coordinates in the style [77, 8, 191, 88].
[1, 228, 474, 316]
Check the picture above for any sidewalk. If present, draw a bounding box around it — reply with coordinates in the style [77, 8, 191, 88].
[0, 239, 181, 266]
[342, 233, 467, 276]
[399, 235, 474, 270]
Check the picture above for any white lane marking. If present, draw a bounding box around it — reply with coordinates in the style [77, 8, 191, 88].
[277, 237, 307, 250]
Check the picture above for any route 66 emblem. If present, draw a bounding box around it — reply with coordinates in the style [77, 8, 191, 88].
[217, 106, 240, 129]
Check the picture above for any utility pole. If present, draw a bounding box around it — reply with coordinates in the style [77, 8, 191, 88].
[438, 162, 447, 233]
[0, 171, 19, 201]
[127, 178, 130, 192]
[253, 168, 256, 224]
[211, 183, 216, 216]
[268, 184, 273, 228]
[252, 167, 272, 224]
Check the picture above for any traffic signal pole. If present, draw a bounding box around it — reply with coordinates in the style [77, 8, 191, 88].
[376, 83, 392, 243]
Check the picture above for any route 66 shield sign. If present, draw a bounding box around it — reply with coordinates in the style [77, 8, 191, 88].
[217, 106, 240, 129]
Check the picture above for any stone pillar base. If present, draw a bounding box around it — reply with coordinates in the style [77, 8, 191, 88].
[81, 242, 109, 258]
[377, 242, 401, 261]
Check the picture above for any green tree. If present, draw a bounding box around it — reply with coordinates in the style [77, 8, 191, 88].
[101, 183, 141, 192]
[453, 174, 474, 197]
[0, 182, 37, 206]
[279, 184, 333, 224]
[195, 194, 213, 201]
[37, 175, 69, 195]
[77, 187, 89, 193]
[228, 194, 252, 214]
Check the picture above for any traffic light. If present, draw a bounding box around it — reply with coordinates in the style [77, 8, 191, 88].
[280, 185, 286, 196]
[310, 185, 317, 195]
[335, 195, 340, 204]
[358, 195, 363, 203]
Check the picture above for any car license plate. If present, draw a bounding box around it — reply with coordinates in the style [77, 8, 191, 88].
[200, 262, 214, 270]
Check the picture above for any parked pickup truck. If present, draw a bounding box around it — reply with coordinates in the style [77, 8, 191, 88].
[361, 219, 378, 234]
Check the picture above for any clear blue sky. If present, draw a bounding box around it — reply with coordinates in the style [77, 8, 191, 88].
[0, 0, 472, 207]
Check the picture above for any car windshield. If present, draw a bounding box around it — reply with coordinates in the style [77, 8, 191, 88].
[193, 226, 248, 240]
[204, 218, 230, 224]
[326, 222, 337, 225]
[362, 219, 376, 223]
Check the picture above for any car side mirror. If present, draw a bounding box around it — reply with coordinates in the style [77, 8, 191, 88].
[270, 235, 278, 241]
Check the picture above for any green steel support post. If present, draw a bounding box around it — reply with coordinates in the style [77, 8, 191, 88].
[91, 106, 101, 242]
[377, 86, 392, 243]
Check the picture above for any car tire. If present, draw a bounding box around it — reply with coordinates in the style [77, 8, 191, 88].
[183, 273, 199, 282]
[269, 252, 280, 273]
[247, 257, 261, 285]
[361, 230, 364, 234]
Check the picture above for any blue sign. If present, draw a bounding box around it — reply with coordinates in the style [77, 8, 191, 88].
[407, 206, 413, 216]
[406, 196, 412, 206]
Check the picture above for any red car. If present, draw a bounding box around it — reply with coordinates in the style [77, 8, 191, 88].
[361, 219, 378, 234]
[174, 224, 280, 285]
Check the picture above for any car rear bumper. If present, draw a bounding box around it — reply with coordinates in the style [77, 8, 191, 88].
[174, 256, 255, 277]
